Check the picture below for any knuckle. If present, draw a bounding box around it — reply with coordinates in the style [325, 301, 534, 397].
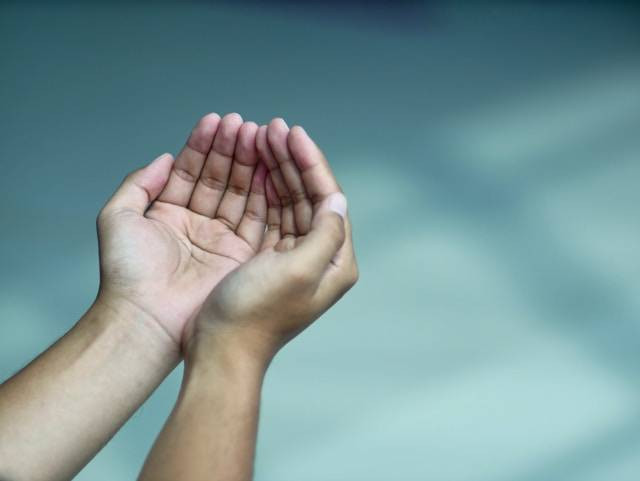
[347, 265, 360, 287]
[97, 204, 110, 221]
[279, 193, 292, 207]
[96, 209, 106, 227]
[96, 207, 115, 230]
[174, 166, 197, 183]
[290, 189, 308, 204]
[199, 175, 227, 192]
[243, 208, 266, 223]
[226, 182, 250, 197]
[339, 261, 359, 291]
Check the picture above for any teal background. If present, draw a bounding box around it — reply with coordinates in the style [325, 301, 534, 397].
[1, 2, 640, 479]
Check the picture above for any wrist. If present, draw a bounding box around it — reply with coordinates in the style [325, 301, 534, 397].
[185, 324, 274, 381]
[182, 334, 267, 412]
[88, 292, 181, 359]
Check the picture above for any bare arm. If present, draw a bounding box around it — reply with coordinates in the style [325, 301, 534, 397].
[0, 299, 178, 481]
[0, 112, 268, 480]
[139, 335, 266, 481]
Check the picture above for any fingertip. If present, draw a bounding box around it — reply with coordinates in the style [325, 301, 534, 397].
[125, 152, 175, 210]
[237, 122, 259, 158]
[219, 112, 244, 135]
[269, 117, 289, 130]
[326, 192, 347, 218]
[200, 112, 221, 124]
[153, 152, 174, 161]
[256, 124, 268, 144]
[295, 199, 346, 271]
[256, 124, 267, 151]
[287, 125, 317, 171]
[223, 112, 243, 124]
[188, 113, 220, 153]
[289, 125, 307, 138]
[149, 152, 174, 175]
[267, 118, 290, 147]
[213, 113, 244, 155]
[242, 120, 259, 132]
[316, 193, 346, 240]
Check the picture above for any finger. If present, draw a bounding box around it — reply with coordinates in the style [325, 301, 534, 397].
[188, 112, 243, 218]
[333, 212, 356, 269]
[261, 174, 282, 250]
[267, 118, 313, 235]
[157, 113, 220, 207]
[316, 211, 358, 295]
[103, 153, 174, 216]
[256, 125, 288, 199]
[215, 121, 259, 230]
[287, 126, 340, 205]
[236, 161, 268, 251]
[256, 125, 296, 236]
[289, 192, 347, 274]
[313, 220, 358, 307]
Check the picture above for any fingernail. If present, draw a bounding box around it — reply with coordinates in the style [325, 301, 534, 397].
[328, 192, 347, 218]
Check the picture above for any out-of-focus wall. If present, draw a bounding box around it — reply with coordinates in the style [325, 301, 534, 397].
[1, 2, 639, 480]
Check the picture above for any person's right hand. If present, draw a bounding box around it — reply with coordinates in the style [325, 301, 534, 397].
[97, 113, 268, 350]
[187, 119, 358, 365]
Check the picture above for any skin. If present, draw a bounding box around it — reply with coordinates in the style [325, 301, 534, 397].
[100, 112, 269, 347]
[0, 113, 272, 481]
[138, 119, 358, 481]
[0, 114, 356, 481]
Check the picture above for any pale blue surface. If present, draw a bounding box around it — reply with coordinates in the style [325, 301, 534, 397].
[1, 2, 640, 480]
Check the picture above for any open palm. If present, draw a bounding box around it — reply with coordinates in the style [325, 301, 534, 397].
[97, 113, 267, 346]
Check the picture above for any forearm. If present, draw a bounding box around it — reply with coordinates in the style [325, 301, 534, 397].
[0, 296, 180, 481]
[138, 332, 267, 481]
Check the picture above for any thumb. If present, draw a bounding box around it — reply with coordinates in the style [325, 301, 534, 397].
[292, 192, 347, 273]
[103, 153, 174, 215]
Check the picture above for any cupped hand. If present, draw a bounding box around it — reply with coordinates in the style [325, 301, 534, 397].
[189, 119, 358, 365]
[97, 113, 268, 349]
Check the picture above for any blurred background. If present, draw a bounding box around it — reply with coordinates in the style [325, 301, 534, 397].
[1, 1, 640, 480]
